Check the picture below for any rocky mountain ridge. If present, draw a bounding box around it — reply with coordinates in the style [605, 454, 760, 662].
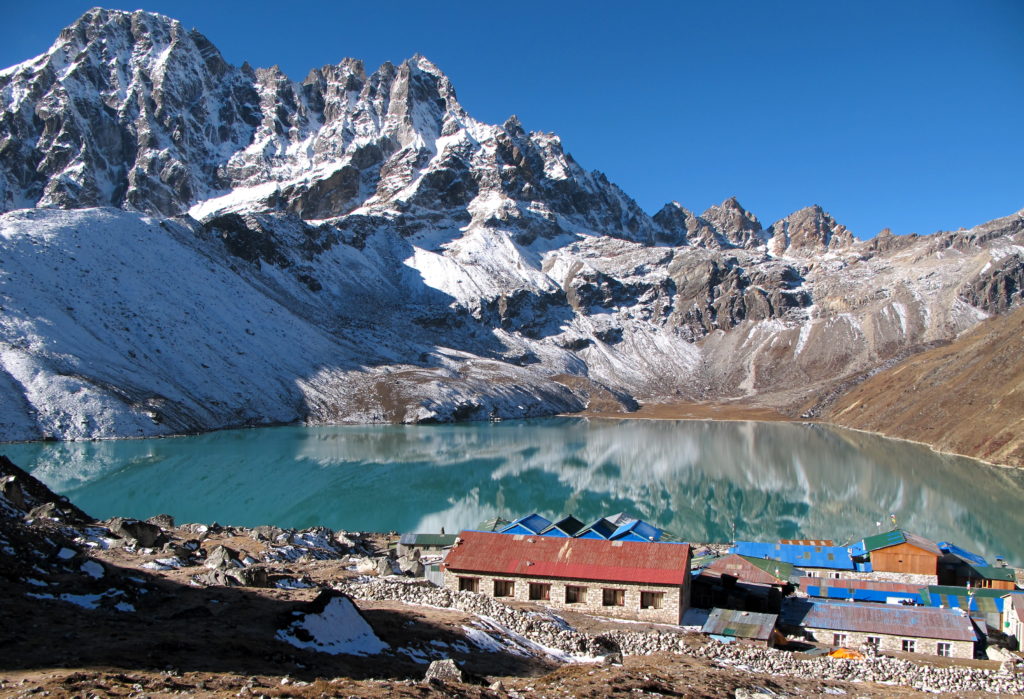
[1, 8, 1022, 452]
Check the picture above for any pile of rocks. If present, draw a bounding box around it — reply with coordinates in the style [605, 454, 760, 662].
[692, 641, 1024, 695]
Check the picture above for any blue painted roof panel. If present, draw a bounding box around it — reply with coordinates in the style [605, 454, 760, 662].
[938, 542, 989, 566]
[730, 541, 855, 570]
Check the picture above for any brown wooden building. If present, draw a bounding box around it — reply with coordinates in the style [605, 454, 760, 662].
[862, 530, 942, 576]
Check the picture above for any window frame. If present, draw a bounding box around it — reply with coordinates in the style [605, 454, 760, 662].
[457, 576, 479, 593]
[564, 585, 587, 604]
[902, 638, 916, 653]
[493, 579, 515, 598]
[602, 588, 626, 607]
[936, 642, 951, 657]
[640, 590, 664, 610]
[528, 582, 551, 601]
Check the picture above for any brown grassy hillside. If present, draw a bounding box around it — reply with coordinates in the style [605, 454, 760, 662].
[826, 305, 1024, 467]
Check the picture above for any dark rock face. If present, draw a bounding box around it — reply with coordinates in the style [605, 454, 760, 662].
[0, 8, 261, 214]
[959, 253, 1024, 314]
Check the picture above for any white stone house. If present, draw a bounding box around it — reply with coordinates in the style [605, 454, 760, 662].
[442, 530, 691, 625]
[782, 599, 977, 659]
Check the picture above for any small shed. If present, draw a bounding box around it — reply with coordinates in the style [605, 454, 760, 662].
[861, 530, 942, 577]
[701, 608, 779, 647]
[397, 533, 458, 557]
[1001, 593, 1024, 644]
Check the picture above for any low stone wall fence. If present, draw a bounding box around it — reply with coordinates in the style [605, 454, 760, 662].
[337, 576, 1024, 695]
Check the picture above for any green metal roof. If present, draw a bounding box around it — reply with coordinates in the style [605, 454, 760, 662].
[861, 529, 941, 555]
[924, 585, 1020, 599]
[861, 530, 907, 552]
[970, 565, 1016, 582]
[739, 555, 795, 581]
[400, 533, 458, 548]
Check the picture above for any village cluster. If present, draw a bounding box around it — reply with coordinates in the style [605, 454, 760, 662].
[399, 512, 1024, 662]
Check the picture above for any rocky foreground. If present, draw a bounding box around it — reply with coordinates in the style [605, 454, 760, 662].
[3, 455, 1024, 697]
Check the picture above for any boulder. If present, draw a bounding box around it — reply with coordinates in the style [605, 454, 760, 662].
[146, 513, 175, 529]
[424, 658, 463, 684]
[0, 475, 27, 510]
[107, 517, 164, 547]
[250, 525, 286, 542]
[204, 545, 242, 570]
[225, 565, 269, 587]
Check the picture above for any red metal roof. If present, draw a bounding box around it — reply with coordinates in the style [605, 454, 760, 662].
[443, 530, 690, 586]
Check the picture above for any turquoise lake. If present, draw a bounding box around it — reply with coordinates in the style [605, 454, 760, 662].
[4, 418, 1023, 564]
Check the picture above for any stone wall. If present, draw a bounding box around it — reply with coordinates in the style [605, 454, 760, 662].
[856, 571, 937, 586]
[802, 626, 973, 659]
[442, 569, 686, 625]
[337, 577, 1024, 695]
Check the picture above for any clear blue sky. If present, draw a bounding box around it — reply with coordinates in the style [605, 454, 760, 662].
[2, 1, 1022, 238]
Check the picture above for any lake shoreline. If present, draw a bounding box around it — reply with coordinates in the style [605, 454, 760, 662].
[573, 400, 1022, 472]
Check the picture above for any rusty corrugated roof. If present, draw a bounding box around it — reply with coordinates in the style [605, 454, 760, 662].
[702, 554, 791, 585]
[782, 599, 976, 642]
[702, 608, 777, 641]
[443, 530, 690, 585]
[781, 539, 835, 546]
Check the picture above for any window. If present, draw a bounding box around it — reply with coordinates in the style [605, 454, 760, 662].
[833, 633, 847, 646]
[528, 582, 551, 601]
[936, 642, 951, 657]
[866, 636, 881, 648]
[806, 571, 818, 578]
[829, 572, 842, 579]
[458, 576, 479, 593]
[565, 585, 587, 604]
[640, 591, 664, 609]
[902, 639, 916, 653]
[494, 580, 514, 597]
[602, 588, 625, 606]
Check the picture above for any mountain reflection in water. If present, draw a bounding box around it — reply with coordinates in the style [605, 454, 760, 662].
[8, 418, 1024, 564]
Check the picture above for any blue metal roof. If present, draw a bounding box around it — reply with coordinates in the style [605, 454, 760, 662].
[610, 519, 662, 542]
[498, 513, 552, 535]
[938, 542, 989, 567]
[803, 583, 922, 604]
[540, 515, 585, 538]
[729, 541, 855, 570]
[576, 517, 617, 540]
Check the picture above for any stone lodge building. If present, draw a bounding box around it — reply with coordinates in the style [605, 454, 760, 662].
[442, 530, 691, 625]
[782, 599, 977, 659]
